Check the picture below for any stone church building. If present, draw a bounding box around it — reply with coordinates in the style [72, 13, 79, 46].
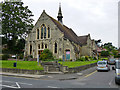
[24, 4, 97, 60]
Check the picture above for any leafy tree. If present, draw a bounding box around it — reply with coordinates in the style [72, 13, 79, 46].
[101, 42, 116, 52]
[1, 0, 34, 54]
[101, 51, 110, 57]
[14, 38, 25, 54]
[95, 39, 101, 47]
[40, 49, 54, 61]
[112, 49, 118, 56]
[101, 42, 118, 56]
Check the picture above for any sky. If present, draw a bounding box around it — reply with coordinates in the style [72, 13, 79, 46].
[1, 0, 119, 47]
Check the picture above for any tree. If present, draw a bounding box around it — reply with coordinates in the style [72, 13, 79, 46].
[101, 42, 116, 51]
[101, 51, 110, 57]
[1, 0, 34, 54]
[112, 49, 118, 56]
[95, 39, 101, 47]
[101, 42, 117, 56]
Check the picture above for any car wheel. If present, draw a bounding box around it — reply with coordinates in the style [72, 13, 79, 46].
[115, 78, 120, 85]
[115, 80, 118, 84]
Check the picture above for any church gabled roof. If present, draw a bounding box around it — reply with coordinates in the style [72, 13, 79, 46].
[78, 35, 89, 45]
[46, 13, 81, 46]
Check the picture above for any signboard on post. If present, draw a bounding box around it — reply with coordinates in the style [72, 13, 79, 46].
[37, 55, 39, 65]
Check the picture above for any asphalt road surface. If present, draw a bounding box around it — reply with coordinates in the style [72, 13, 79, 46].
[1, 65, 120, 89]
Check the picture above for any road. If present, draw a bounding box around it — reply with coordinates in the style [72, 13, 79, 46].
[1, 65, 120, 89]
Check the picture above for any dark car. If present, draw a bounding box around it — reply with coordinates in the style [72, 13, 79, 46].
[108, 59, 116, 65]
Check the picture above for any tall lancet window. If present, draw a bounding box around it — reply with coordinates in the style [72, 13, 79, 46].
[41, 24, 47, 39]
[44, 26, 46, 38]
[48, 27, 50, 38]
[55, 42, 57, 53]
[37, 29, 39, 39]
[30, 45, 32, 55]
[42, 43, 44, 49]
[41, 26, 43, 39]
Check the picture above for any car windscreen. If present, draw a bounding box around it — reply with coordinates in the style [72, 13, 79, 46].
[116, 62, 120, 69]
[109, 59, 115, 61]
[97, 62, 107, 64]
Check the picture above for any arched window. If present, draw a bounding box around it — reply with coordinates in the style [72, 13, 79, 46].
[42, 43, 44, 49]
[38, 44, 40, 49]
[30, 45, 32, 55]
[48, 27, 50, 38]
[44, 26, 46, 38]
[55, 42, 57, 53]
[41, 24, 47, 39]
[41, 27, 43, 39]
[45, 44, 47, 48]
[37, 29, 39, 39]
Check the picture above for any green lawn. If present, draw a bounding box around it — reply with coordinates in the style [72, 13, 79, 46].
[1, 60, 43, 70]
[0, 60, 100, 70]
[58, 60, 99, 68]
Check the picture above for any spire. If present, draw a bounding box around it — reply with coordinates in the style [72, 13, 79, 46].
[57, 3, 63, 24]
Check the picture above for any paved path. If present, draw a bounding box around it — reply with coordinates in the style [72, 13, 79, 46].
[1, 66, 97, 80]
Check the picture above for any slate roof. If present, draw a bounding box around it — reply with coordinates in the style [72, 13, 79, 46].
[78, 35, 89, 45]
[46, 13, 82, 46]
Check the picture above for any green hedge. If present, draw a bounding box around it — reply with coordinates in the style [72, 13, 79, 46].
[2, 54, 10, 60]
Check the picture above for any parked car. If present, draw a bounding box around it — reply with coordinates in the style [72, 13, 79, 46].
[108, 58, 116, 65]
[112, 60, 120, 84]
[97, 61, 110, 72]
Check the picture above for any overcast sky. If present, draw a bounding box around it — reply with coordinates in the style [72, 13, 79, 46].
[12, 0, 120, 47]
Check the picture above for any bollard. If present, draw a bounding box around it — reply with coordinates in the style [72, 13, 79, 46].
[13, 63, 17, 67]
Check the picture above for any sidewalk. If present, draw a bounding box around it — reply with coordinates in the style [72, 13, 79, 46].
[44, 66, 97, 80]
[0, 72, 45, 79]
[1, 66, 97, 80]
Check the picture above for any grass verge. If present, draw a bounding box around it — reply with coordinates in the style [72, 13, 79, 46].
[58, 60, 99, 68]
[1, 60, 43, 70]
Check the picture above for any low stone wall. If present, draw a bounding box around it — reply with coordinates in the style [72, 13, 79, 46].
[66, 63, 97, 73]
[1, 68, 44, 75]
[1, 63, 97, 74]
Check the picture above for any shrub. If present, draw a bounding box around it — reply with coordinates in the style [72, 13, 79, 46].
[89, 56, 93, 60]
[28, 55, 33, 58]
[19, 54, 24, 59]
[2, 54, 10, 60]
[58, 58, 62, 61]
[114, 55, 120, 58]
[93, 57, 97, 60]
[40, 49, 54, 61]
[70, 59, 72, 61]
[24, 56, 28, 61]
[85, 56, 89, 61]
[0, 54, 2, 60]
[77, 56, 86, 61]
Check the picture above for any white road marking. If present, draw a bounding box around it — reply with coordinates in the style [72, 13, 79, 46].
[19, 82, 32, 85]
[16, 82, 21, 88]
[0, 84, 18, 88]
[48, 76, 53, 78]
[77, 73, 83, 76]
[109, 78, 114, 86]
[2, 80, 32, 85]
[48, 86, 59, 88]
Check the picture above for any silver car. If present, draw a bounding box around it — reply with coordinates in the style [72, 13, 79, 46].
[97, 61, 110, 71]
[112, 60, 120, 84]
[108, 58, 116, 65]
